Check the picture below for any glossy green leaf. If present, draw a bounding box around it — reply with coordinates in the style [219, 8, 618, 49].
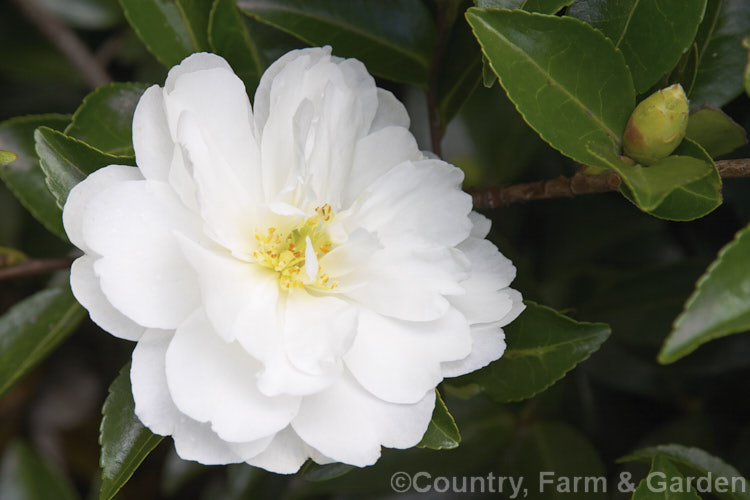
[209, 0, 264, 94]
[0, 284, 85, 399]
[100, 363, 164, 500]
[476, 0, 524, 8]
[0, 115, 70, 240]
[587, 139, 720, 221]
[237, 0, 436, 86]
[438, 1, 483, 127]
[620, 445, 750, 500]
[686, 106, 747, 157]
[458, 301, 610, 402]
[669, 43, 700, 96]
[35, 127, 135, 209]
[0, 440, 79, 500]
[176, 0, 212, 51]
[501, 422, 607, 500]
[65, 83, 150, 156]
[301, 462, 355, 482]
[467, 8, 635, 168]
[119, 0, 198, 67]
[417, 390, 460, 450]
[481, 55, 496, 87]
[0, 150, 16, 166]
[632, 455, 702, 500]
[659, 223, 750, 364]
[691, 0, 750, 108]
[568, 0, 706, 93]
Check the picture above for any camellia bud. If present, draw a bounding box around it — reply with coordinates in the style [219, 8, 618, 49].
[622, 84, 689, 165]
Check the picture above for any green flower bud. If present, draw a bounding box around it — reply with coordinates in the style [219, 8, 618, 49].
[622, 84, 689, 165]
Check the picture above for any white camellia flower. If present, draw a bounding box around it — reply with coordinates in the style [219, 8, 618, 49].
[62, 47, 524, 473]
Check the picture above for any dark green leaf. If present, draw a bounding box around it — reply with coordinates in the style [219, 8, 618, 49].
[521, 0, 575, 13]
[686, 106, 748, 157]
[237, 0, 436, 86]
[0, 284, 85, 399]
[501, 421, 607, 500]
[100, 363, 164, 500]
[475, 0, 524, 7]
[0, 150, 16, 166]
[65, 82, 150, 156]
[417, 390, 460, 450]
[744, 36, 750, 97]
[176, 0, 213, 51]
[669, 43, 700, 96]
[35, 127, 135, 209]
[0, 440, 79, 500]
[659, 223, 750, 364]
[458, 301, 610, 402]
[691, 0, 750, 108]
[467, 8, 635, 168]
[568, 0, 706, 93]
[0, 115, 70, 240]
[301, 462, 355, 482]
[632, 455, 702, 500]
[481, 55, 496, 87]
[119, 0, 198, 67]
[587, 139, 721, 221]
[438, 1, 482, 127]
[209, 0, 265, 94]
[620, 445, 750, 500]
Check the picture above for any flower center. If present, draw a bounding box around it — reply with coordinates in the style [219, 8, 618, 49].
[253, 204, 338, 291]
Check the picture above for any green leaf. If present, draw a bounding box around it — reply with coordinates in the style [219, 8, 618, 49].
[467, 8, 635, 168]
[417, 390, 460, 450]
[100, 363, 164, 500]
[620, 445, 750, 500]
[0, 246, 26, 267]
[458, 301, 610, 402]
[35, 0, 122, 29]
[521, 0, 575, 13]
[438, 2, 483, 127]
[209, 0, 265, 94]
[35, 127, 135, 209]
[0, 115, 70, 240]
[686, 106, 748, 157]
[659, 223, 750, 364]
[0, 150, 16, 166]
[587, 139, 721, 221]
[119, 0, 198, 67]
[669, 43, 700, 96]
[0, 284, 85, 399]
[301, 462, 355, 482]
[691, 0, 750, 108]
[502, 422, 607, 500]
[476, 0, 524, 8]
[176, 0, 213, 51]
[0, 440, 79, 500]
[744, 36, 750, 97]
[65, 82, 150, 157]
[632, 455, 702, 500]
[237, 0, 436, 86]
[568, 0, 706, 93]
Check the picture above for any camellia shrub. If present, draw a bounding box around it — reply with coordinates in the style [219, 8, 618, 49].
[1, 0, 750, 499]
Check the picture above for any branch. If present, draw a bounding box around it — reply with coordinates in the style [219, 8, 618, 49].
[10, 0, 111, 89]
[0, 258, 75, 281]
[468, 158, 750, 209]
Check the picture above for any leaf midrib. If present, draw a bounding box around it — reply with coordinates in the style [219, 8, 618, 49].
[504, 330, 608, 358]
[472, 13, 622, 146]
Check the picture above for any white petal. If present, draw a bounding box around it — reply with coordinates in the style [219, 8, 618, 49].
[176, 235, 279, 348]
[245, 426, 325, 474]
[345, 308, 471, 404]
[449, 288, 516, 325]
[132, 86, 172, 182]
[63, 164, 143, 253]
[469, 211, 492, 239]
[496, 288, 526, 327]
[351, 160, 472, 247]
[131, 328, 181, 435]
[292, 374, 435, 467]
[165, 310, 300, 443]
[70, 256, 144, 341]
[171, 418, 243, 465]
[343, 126, 421, 207]
[370, 88, 410, 133]
[164, 52, 233, 93]
[343, 241, 468, 321]
[457, 237, 517, 292]
[82, 180, 201, 329]
[304, 236, 318, 281]
[441, 323, 507, 378]
[318, 228, 380, 279]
